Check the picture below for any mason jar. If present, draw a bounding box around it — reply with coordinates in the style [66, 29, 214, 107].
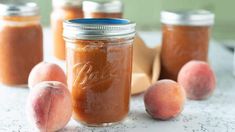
[160, 10, 215, 81]
[63, 18, 135, 126]
[0, 2, 43, 86]
[82, 0, 123, 18]
[51, 0, 83, 60]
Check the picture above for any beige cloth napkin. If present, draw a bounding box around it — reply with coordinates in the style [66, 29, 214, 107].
[131, 34, 161, 95]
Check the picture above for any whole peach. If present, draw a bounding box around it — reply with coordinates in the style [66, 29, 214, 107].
[28, 62, 66, 88]
[144, 79, 185, 120]
[26, 81, 72, 132]
[178, 60, 216, 100]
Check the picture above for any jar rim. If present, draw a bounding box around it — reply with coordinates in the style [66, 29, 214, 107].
[63, 18, 136, 40]
[82, 0, 123, 13]
[52, 0, 82, 7]
[161, 10, 215, 26]
[0, 2, 39, 17]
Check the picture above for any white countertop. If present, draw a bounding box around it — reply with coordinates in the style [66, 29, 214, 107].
[0, 28, 235, 132]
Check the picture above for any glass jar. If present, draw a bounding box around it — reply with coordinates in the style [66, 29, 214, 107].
[160, 10, 214, 81]
[64, 18, 135, 126]
[82, 0, 123, 18]
[51, 0, 83, 60]
[0, 2, 43, 86]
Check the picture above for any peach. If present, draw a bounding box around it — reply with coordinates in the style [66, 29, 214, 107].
[178, 60, 216, 100]
[28, 62, 66, 88]
[26, 81, 72, 132]
[144, 79, 185, 120]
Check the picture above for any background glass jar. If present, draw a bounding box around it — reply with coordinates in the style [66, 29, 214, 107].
[51, 0, 83, 60]
[63, 18, 135, 126]
[160, 10, 215, 81]
[0, 2, 43, 86]
[82, 0, 123, 18]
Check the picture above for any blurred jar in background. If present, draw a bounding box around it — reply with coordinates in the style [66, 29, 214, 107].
[0, 2, 43, 86]
[160, 10, 214, 81]
[82, 0, 123, 18]
[51, 0, 83, 60]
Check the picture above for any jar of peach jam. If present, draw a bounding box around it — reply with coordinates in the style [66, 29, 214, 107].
[0, 2, 43, 86]
[51, 0, 83, 60]
[63, 18, 135, 126]
[82, 0, 123, 18]
[160, 10, 214, 81]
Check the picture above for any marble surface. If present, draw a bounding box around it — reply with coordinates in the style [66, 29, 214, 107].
[0, 29, 235, 132]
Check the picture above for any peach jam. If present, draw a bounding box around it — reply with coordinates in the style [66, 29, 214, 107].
[51, 0, 83, 60]
[63, 18, 136, 126]
[0, 2, 43, 86]
[160, 10, 214, 80]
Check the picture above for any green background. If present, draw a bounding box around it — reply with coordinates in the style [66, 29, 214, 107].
[5, 0, 235, 41]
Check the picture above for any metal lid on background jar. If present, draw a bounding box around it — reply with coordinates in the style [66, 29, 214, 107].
[52, 0, 83, 7]
[161, 10, 215, 26]
[0, 2, 39, 16]
[82, 0, 123, 13]
[63, 18, 136, 40]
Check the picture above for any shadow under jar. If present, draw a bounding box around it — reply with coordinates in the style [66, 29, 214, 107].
[51, 0, 83, 60]
[160, 10, 215, 81]
[0, 2, 43, 86]
[82, 0, 123, 18]
[64, 18, 136, 126]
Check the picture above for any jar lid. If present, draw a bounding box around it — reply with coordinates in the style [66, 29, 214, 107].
[161, 10, 215, 26]
[82, 0, 123, 13]
[0, 2, 39, 16]
[63, 18, 136, 40]
[52, 0, 82, 7]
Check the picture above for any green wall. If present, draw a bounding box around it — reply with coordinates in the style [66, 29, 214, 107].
[7, 0, 235, 41]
